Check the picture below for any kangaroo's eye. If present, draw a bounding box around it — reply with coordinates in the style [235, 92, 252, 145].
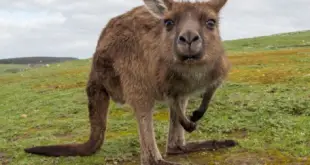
[206, 19, 216, 29]
[164, 19, 174, 28]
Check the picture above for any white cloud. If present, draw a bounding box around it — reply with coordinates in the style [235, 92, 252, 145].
[0, 0, 309, 59]
[0, 11, 66, 29]
[220, 0, 310, 39]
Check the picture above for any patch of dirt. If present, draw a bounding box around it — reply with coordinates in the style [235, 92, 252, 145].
[0, 152, 6, 159]
[0, 152, 10, 165]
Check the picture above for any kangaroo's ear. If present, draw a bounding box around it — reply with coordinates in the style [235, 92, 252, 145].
[143, 0, 173, 18]
[207, 0, 228, 12]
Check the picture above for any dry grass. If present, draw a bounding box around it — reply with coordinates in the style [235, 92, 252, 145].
[227, 48, 310, 84]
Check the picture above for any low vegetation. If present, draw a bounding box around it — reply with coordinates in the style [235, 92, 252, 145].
[1, 30, 310, 165]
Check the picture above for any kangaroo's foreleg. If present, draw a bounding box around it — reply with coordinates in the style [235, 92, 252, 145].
[171, 86, 217, 133]
[190, 86, 217, 123]
[166, 88, 238, 155]
[169, 97, 197, 133]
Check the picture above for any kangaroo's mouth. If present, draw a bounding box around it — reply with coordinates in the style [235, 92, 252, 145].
[179, 54, 202, 62]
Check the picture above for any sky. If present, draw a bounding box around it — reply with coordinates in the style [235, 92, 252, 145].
[0, 0, 309, 59]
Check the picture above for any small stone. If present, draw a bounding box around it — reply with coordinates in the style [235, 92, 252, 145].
[21, 114, 27, 118]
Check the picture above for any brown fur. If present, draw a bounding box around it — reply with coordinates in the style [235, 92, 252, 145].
[24, 0, 237, 165]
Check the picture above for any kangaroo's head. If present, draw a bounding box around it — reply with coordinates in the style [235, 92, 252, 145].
[143, 0, 228, 65]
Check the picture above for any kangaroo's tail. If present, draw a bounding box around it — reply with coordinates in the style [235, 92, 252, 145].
[24, 82, 110, 157]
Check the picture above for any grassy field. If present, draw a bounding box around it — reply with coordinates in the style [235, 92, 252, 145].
[1, 30, 310, 165]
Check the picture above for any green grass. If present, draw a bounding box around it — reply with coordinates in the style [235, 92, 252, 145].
[1, 30, 310, 165]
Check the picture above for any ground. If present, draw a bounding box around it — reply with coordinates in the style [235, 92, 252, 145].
[1, 30, 310, 165]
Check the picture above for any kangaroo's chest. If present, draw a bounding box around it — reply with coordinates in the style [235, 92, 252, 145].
[165, 69, 211, 97]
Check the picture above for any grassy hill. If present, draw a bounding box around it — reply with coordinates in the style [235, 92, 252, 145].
[0, 57, 78, 74]
[224, 30, 310, 52]
[1, 30, 310, 165]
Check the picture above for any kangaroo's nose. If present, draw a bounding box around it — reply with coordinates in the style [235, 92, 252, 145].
[178, 31, 201, 45]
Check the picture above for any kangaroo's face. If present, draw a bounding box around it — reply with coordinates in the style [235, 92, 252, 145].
[144, 0, 227, 65]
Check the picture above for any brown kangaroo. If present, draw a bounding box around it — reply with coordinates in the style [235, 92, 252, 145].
[24, 0, 237, 164]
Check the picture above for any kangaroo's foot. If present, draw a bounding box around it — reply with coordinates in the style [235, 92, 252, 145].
[166, 139, 238, 155]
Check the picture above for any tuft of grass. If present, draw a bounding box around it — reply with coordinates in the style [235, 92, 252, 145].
[1, 31, 310, 165]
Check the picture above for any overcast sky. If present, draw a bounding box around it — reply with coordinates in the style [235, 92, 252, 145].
[0, 0, 309, 59]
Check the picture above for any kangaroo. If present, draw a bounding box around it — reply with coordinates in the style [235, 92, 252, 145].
[24, 0, 237, 164]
